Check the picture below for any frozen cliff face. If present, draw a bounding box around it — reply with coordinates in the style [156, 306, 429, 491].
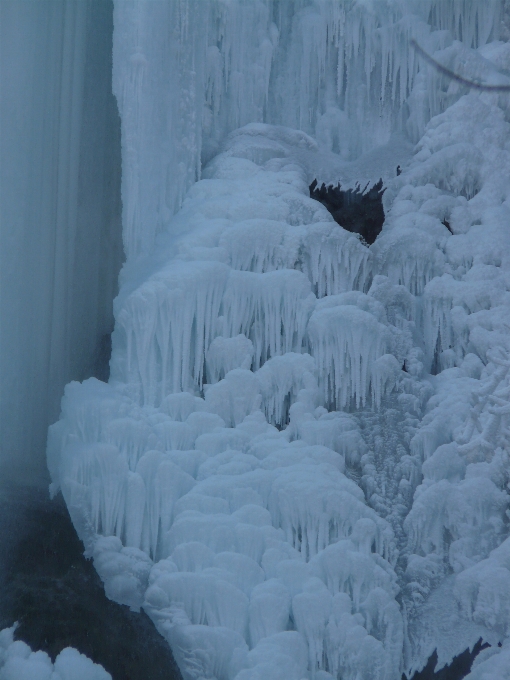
[49, 109, 510, 679]
[113, 0, 503, 259]
[47, 1, 510, 679]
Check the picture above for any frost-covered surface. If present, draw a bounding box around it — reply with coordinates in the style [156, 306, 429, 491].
[113, 0, 503, 258]
[0, 627, 111, 680]
[48, 2, 510, 679]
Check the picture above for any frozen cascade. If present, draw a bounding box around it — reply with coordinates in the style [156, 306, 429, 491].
[46, 2, 510, 680]
[0, 0, 123, 481]
[113, 0, 503, 259]
[49, 125, 409, 680]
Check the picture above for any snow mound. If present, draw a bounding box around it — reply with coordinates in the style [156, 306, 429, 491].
[0, 627, 111, 680]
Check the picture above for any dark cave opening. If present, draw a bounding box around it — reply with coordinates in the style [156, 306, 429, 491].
[442, 219, 453, 234]
[404, 639, 490, 680]
[309, 178, 386, 245]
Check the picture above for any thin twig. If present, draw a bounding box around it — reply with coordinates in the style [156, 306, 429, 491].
[410, 39, 510, 92]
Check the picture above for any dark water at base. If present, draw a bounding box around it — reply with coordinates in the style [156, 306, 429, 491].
[0, 483, 182, 680]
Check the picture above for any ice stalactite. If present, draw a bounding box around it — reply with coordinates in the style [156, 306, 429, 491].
[308, 292, 402, 410]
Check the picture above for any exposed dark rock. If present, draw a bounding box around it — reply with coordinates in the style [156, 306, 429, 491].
[404, 639, 489, 680]
[0, 483, 182, 680]
[93, 332, 113, 382]
[309, 178, 386, 245]
[442, 218, 453, 234]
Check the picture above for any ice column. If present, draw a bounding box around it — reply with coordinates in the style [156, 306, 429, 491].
[0, 0, 123, 481]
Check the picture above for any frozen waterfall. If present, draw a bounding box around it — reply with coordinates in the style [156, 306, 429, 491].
[3, 0, 510, 679]
[0, 0, 123, 483]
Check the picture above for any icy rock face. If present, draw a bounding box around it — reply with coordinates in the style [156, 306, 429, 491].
[109, 128, 382, 410]
[383, 55, 510, 677]
[50, 74, 510, 680]
[113, 0, 502, 258]
[0, 626, 111, 680]
[49, 127, 410, 680]
[48, 2, 510, 680]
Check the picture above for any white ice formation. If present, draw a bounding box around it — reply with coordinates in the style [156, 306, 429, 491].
[47, 2, 510, 680]
[0, 626, 111, 680]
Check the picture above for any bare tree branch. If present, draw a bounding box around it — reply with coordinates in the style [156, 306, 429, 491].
[410, 39, 510, 92]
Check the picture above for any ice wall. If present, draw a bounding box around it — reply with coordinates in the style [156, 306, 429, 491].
[45, 1, 510, 678]
[47, 104, 510, 678]
[0, 0, 123, 482]
[113, 0, 502, 258]
[48, 125, 406, 680]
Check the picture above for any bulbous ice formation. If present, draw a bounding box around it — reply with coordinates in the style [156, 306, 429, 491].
[0, 626, 111, 680]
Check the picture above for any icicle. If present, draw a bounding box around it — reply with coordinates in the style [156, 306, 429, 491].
[249, 579, 292, 647]
[221, 269, 315, 371]
[292, 578, 332, 675]
[268, 463, 391, 561]
[206, 334, 254, 384]
[308, 293, 392, 409]
[255, 353, 317, 427]
[117, 261, 230, 404]
[303, 223, 372, 297]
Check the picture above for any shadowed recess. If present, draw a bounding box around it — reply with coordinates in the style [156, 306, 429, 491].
[404, 639, 491, 680]
[309, 179, 386, 245]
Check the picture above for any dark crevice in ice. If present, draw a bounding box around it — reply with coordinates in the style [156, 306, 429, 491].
[92, 332, 113, 383]
[442, 218, 453, 234]
[404, 639, 489, 680]
[309, 178, 386, 245]
[0, 484, 182, 680]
